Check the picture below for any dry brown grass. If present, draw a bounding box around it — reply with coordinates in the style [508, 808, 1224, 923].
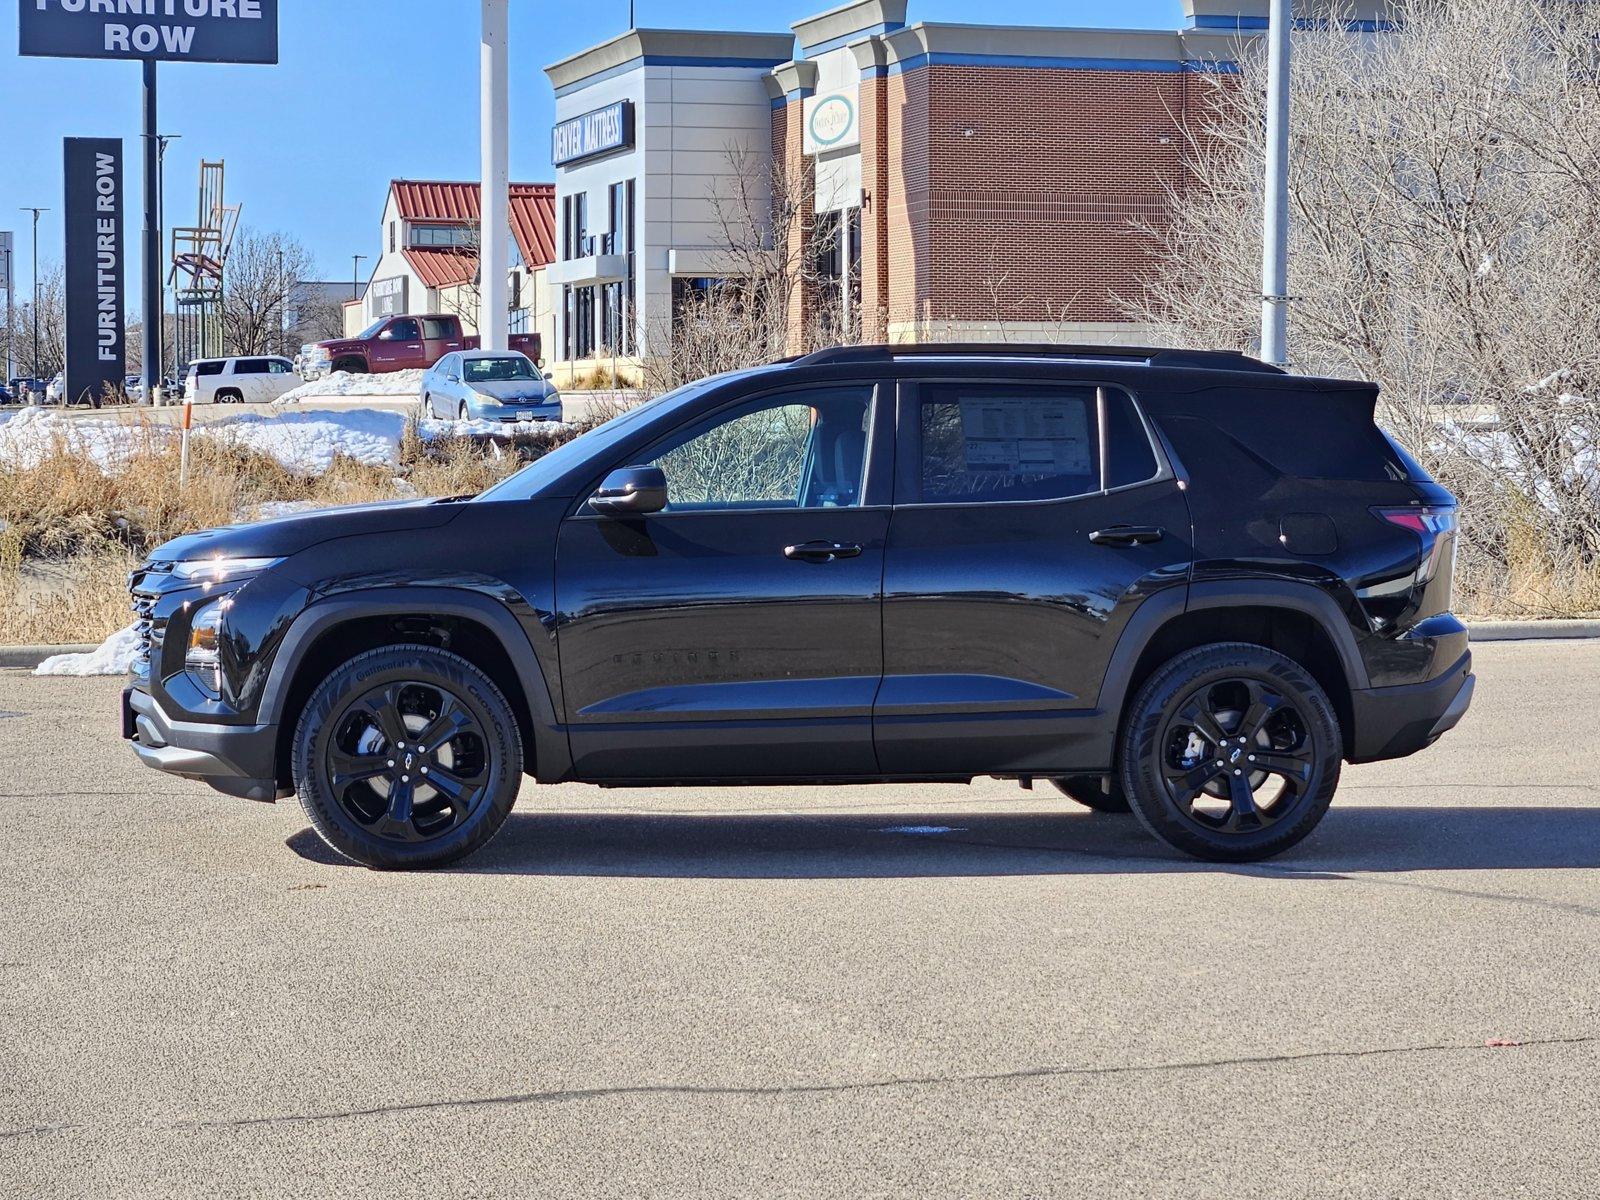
[0, 412, 586, 645]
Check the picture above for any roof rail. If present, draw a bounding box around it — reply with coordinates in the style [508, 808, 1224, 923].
[792, 343, 1284, 375]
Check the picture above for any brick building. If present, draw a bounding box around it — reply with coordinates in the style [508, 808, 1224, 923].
[544, 0, 1395, 366]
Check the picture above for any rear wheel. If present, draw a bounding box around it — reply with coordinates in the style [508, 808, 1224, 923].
[216, 388, 243, 404]
[1119, 643, 1341, 862]
[1050, 774, 1130, 813]
[292, 645, 523, 869]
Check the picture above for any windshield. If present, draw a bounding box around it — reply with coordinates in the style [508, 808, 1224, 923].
[355, 319, 387, 340]
[465, 356, 535, 383]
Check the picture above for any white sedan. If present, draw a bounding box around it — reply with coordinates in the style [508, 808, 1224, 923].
[422, 350, 562, 424]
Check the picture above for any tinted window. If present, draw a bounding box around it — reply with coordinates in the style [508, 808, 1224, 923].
[421, 318, 454, 339]
[387, 319, 421, 341]
[1103, 388, 1160, 489]
[465, 356, 535, 382]
[919, 384, 1098, 502]
[234, 359, 269, 375]
[193, 361, 224, 377]
[635, 386, 873, 511]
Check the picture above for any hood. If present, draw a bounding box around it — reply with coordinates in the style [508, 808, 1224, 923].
[470, 378, 556, 403]
[148, 498, 466, 566]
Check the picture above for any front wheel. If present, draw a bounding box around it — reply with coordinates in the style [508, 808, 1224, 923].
[292, 645, 523, 868]
[1119, 643, 1341, 862]
[457, 400, 469, 421]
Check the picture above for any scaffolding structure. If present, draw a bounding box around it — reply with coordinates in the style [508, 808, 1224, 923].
[169, 160, 240, 379]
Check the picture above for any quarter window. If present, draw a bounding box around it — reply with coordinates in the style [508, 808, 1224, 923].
[628, 386, 873, 512]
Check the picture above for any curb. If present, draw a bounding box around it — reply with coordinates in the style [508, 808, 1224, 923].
[0, 645, 98, 670]
[1467, 620, 1600, 642]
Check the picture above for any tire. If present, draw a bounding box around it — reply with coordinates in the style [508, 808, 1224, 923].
[217, 388, 243, 404]
[1119, 642, 1341, 863]
[292, 644, 523, 869]
[1050, 774, 1130, 813]
[458, 400, 469, 421]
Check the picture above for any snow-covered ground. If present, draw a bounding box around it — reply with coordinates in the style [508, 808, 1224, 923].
[34, 625, 142, 678]
[0, 404, 576, 475]
[274, 370, 425, 405]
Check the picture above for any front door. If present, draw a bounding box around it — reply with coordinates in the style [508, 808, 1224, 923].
[555, 383, 891, 781]
[876, 377, 1193, 776]
[372, 317, 423, 371]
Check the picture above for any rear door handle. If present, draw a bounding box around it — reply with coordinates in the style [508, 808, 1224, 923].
[784, 540, 862, 563]
[1089, 525, 1165, 547]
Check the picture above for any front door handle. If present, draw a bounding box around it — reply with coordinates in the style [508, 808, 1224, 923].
[784, 540, 862, 563]
[1089, 525, 1165, 547]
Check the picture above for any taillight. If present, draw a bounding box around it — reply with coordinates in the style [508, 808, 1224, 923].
[1374, 505, 1458, 594]
[1374, 506, 1456, 537]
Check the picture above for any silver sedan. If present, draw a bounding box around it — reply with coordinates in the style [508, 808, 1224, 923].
[421, 350, 563, 424]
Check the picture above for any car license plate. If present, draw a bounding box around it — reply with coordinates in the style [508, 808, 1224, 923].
[518, 410, 534, 421]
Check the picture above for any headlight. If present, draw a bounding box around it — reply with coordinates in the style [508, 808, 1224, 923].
[172, 556, 281, 583]
[185, 598, 227, 695]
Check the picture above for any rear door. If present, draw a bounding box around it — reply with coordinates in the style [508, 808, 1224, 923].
[231, 357, 270, 402]
[555, 381, 892, 781]
[876, 376, 1193, 776]
[421, 316, 465, 366]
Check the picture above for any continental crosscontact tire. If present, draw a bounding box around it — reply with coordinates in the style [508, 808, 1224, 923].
[1119, 642, 1342, 862]
[292, 644, 522, 869]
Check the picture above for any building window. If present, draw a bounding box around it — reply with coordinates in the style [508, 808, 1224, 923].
[411, 224, 472, 248]
[562, 193, 591, 261]
[389, 222, 396, 253]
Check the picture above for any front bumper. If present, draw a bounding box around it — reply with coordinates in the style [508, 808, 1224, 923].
[123, 686, 287, 802]
[1348, 649, 1474, 762]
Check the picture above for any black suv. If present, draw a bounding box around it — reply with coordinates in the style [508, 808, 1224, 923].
[124, 345, 1473, 868]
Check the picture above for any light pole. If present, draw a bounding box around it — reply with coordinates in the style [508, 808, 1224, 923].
[1259, 0, 1291, 369]
[157, 133, 180, 395]
[480, 0, 510, 351]
[352, 253, 367, 303]
[21, 207, 48, 380]
[277, 247, 287, 356]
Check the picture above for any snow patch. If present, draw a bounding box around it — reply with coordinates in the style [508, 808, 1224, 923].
[34, 625, 142, 678]
[205, 408, 407, 473]
[274, 370, 425, 405]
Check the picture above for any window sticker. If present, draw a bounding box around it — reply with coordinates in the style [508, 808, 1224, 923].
[958, 397, 1091, 476]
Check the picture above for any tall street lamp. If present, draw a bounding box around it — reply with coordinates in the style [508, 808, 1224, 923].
[20, 207, 48, 379]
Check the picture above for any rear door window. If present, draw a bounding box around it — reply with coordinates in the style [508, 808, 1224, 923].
[421, 318, 454, 339]
[233, 359, 269, 375]
[912, 381, 1160, 503]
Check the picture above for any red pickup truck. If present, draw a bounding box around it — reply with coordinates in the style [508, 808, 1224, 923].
[299, 314, 541, 380]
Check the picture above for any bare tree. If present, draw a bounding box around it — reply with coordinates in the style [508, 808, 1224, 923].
[3, 263, 66, 379]
[221, 228, 316, 357]
[1123, 0, 1600, 613]
[642, 147, 855, 392]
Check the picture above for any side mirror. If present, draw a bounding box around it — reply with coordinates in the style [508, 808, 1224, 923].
[543, 371, 554, 381]
[591, 465, 667, 516]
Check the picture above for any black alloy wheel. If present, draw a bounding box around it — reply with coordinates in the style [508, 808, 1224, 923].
[293, 645, 522, 868]
[1120, 643, 1341, 862]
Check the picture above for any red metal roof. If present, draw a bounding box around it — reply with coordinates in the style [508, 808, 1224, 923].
[389, 180, 557, 279]
[402, 246, 480, 290]
[509, 184, 557, 269]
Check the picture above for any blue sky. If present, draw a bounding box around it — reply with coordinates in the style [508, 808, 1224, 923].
[1, 0, 1182, 295]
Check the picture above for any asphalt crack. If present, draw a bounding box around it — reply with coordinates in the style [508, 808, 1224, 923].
[4, 1033, 1595, 1141]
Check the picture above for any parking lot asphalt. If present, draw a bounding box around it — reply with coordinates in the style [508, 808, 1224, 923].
[1, 640, 1597, 1198]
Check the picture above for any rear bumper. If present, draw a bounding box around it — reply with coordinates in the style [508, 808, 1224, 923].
[123, 686, 287, 802]
[1348, 650, 1474, 763]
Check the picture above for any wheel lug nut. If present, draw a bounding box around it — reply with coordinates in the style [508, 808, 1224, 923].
[420, 766, 429, 775]
[1216, 760, 1225, 768]
[401, 775, 409, 783]
[1234, 769, 1243, 775]
[1248, 755, 1256, 762]
[386, 759, 395, 768]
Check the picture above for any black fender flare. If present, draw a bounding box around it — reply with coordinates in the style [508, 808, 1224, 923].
[256, 587, 570, 781]
[1097, 578, 1370, 718]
